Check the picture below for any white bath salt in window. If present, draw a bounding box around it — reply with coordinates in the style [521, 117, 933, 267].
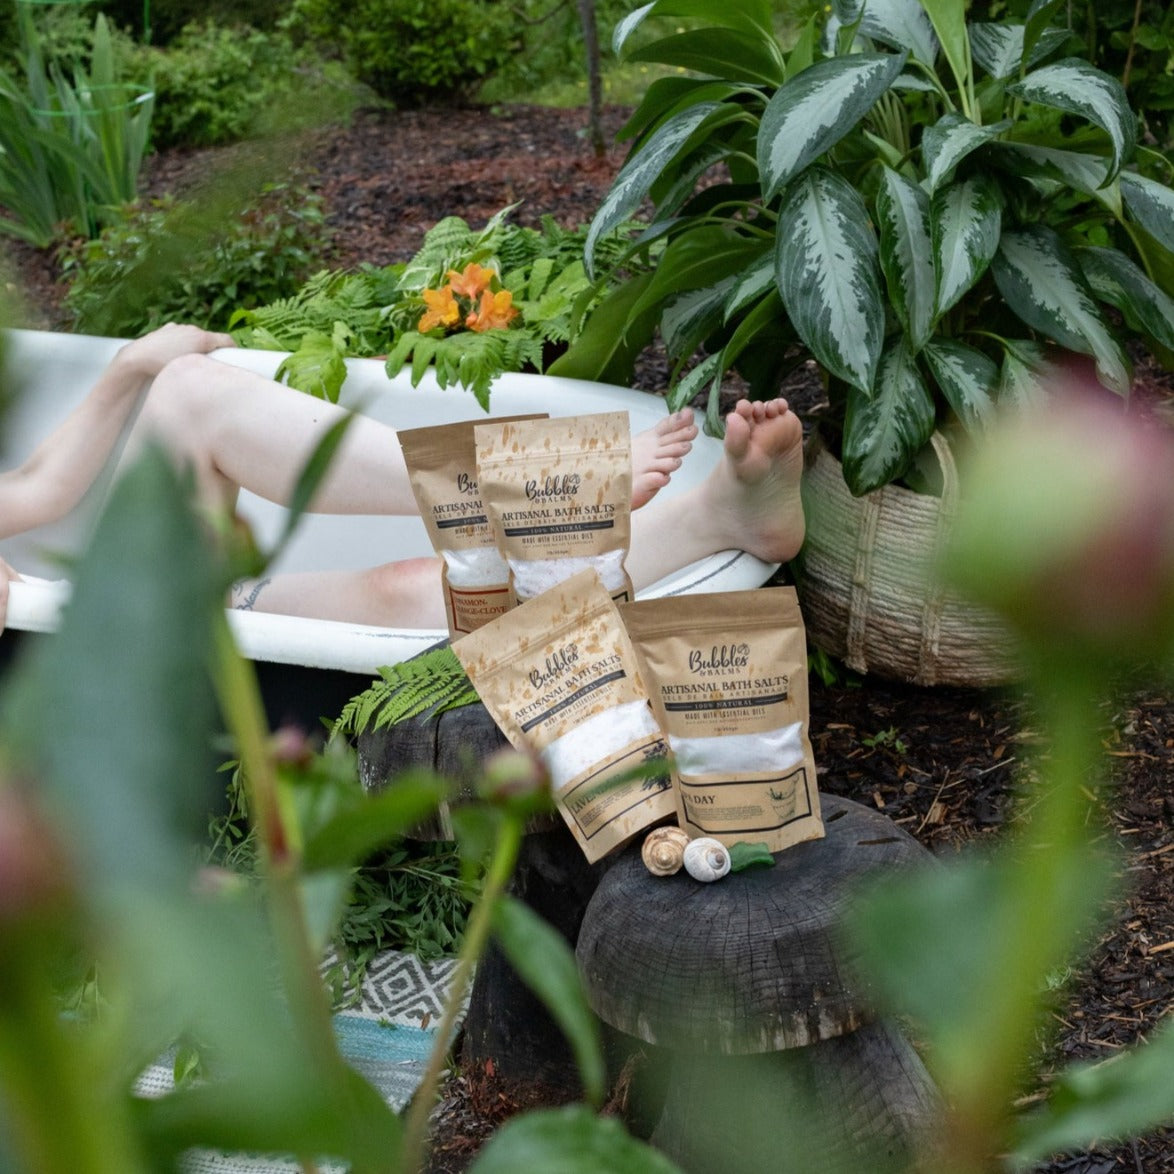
[669, 722, 805, 777]
[400, 414, 548, 638]
[509, 549, 628, 601]
[540, 698, 661, 787]
[621, 586, 825, 855]
[453, 568, 675, 864]
[443, 546, 509, 589]
[476, 413, 635, 607]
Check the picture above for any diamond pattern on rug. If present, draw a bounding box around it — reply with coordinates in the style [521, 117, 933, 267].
[133, 946, 467, 1173]
[346, 949, 464, 1029]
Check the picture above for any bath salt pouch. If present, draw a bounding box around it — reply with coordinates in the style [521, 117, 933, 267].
[475, 412, 634, 606]
[453, 567, 673, 863]
[621, 586, 824, 853]
[400, 415, 547, 638]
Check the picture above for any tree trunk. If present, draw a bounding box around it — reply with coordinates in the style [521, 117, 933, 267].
[577, 0, 606, 158]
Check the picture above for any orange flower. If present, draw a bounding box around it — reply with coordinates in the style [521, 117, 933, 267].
[447, 262, 495, 302]
[418, 285, 460, 332]
[466, 289, 520, 333]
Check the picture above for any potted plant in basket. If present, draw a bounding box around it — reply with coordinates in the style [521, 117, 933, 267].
[555, 0, 1174, 685]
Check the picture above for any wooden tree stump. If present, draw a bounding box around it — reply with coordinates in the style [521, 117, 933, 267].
[359, 694, 601, 1092]
[575, 793, 942, 1171]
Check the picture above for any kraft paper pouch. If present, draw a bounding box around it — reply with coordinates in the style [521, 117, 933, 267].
[475, 412, 634, 606]
[454, 568, 673, 863]
[399, 415, 547, 637]
[621, 586, 824, 853]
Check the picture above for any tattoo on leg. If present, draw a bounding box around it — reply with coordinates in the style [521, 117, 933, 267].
[232, 578, 271, 611]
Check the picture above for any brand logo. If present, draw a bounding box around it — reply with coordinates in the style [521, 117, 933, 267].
[529, 643, 579, 688]
[525, 474, 581, 500]
[688, 643, 750, 673]
[456, 471, 478, 496]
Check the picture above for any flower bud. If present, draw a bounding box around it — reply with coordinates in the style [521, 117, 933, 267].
[269, 725, 314, 769]
[477, 747, 550, 809]
[948, 384, 1174, 663]
[0, 785, 73, 925]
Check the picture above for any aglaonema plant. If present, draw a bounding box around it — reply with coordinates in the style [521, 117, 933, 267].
[0, 421, 676, 1171]
[559, 0, 1174, 494]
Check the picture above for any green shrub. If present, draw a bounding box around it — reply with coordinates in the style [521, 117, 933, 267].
[287, 0, 517, 106]
[95, 0, 289, 44]
[132, 22, 345, 150]
[61, 182, 331, 335]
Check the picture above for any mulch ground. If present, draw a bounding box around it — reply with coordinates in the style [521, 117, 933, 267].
[5, 102, 1172, 1173]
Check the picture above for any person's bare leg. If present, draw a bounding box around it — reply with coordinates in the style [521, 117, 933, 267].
[128, 354, 694, 516]
[625, 397, 805, 591]
[231, 557, 446, 628]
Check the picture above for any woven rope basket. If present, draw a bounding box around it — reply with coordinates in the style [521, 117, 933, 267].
[795, 431, 1019, 687]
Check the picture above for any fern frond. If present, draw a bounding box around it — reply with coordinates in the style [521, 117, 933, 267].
[331, 645, 479, 741]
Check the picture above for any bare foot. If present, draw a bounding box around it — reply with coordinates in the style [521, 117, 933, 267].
[631, 408, 697, 509]
[706, 398, 806, 563]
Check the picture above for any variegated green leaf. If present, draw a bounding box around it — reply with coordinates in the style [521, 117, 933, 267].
[758, 53, 907, 203]
[1077, 245, 1174, 352]
[876, 166, 935, 350]
[998, 339, 1054, 412]
[586, 101, 721, 276]
[991, 227, 1131, 395]
[932, 174, 1001, 317]
[922, 339, 998, 432]
[666, 351, 722, 414]
[775, 167, 884, 394]
[990, 143, 1119, 213]
[1023, 0, 1065, 65]
[841, 337, 936, 495]
[1120, 171, 1174, 254]
[629, 28, 785, 85]
[614, 3, 655, 53]
[922, 113, 1010, 193]
[968, 22, 1069, 79]
[1007, 59, 1136, 182]
[661, 277, 737, 359]
[724, 250, 775, 322]
[854, 0, 938, 67]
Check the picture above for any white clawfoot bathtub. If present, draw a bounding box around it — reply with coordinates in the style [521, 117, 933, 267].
[0, 329, 777, 677]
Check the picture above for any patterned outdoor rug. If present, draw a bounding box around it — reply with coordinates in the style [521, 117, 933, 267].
[135, 948, 466, 1172]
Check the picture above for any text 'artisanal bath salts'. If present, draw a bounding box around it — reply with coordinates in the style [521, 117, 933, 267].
[621, 586, 824, 853]
[475, 412, 634, 606]
[453, 568, 673, 863]
[399, 415, 546, 638]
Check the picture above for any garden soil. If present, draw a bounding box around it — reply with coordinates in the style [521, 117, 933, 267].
[5, 103, 1173, 1173]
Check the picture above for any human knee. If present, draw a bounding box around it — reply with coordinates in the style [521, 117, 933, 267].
[140, 353, 223, 432]
[363, 557, 443, 624]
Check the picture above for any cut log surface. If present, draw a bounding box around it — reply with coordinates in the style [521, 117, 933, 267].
[575, 792, 933, 1053]
[359, 699, 558, 838]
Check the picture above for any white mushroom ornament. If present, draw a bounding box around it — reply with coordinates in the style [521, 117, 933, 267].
[682, 837, 731, 883]
[641, 826, 690, 877]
